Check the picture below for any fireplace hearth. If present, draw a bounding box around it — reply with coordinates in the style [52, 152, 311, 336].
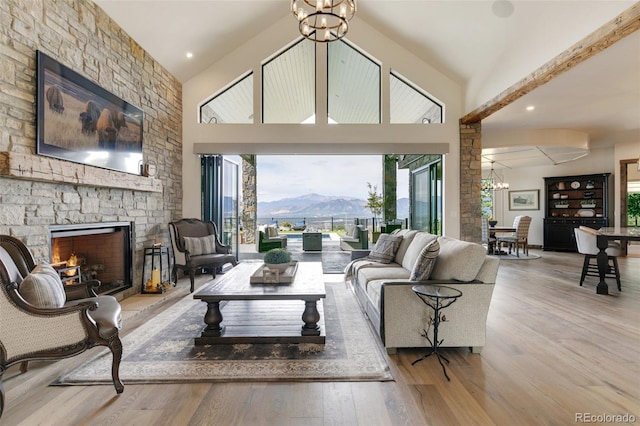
[49, 222, 133, 295]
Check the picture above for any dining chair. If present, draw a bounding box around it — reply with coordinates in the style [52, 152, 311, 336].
[480, 217, 496, 254]
[574, 226, 621, 290]
[496, 215, 531, 257]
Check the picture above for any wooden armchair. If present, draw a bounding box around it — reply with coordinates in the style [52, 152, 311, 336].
[169, 218, 238, 292]
[0, 235, 124, 419]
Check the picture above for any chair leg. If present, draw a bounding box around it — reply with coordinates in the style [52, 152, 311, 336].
[108, 335, 124, 394]
[189, 269, 195, 293]
[612, 256, 621, 291]
[20, 361, 28, 374]
[580, 256, 590, 286]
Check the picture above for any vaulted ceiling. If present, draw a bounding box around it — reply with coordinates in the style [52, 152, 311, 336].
[95, 1, 640, 169]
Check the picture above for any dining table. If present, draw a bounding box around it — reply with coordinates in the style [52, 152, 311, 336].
[595, 227, 640, 295]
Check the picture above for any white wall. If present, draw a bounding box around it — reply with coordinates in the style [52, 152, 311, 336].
[182, 15, 464, 237]
[493, 147, 615, 247]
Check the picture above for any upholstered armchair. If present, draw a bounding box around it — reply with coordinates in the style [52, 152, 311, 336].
[255, 225, 287, 253]
[340, 225, 369, 251]
[168, 218, 238, 292]
[0, 235, 124, 419]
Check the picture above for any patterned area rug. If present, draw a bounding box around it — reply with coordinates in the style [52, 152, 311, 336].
[54, 282, 392, 385]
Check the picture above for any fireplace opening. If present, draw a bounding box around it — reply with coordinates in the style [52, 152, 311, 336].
[49, 222, 133, 295]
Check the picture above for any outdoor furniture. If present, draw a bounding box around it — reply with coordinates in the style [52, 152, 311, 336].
[0, 235, 124, 419]
[303, 231, 322, 251]
[496, 215, 532, 257]
[574, 226, 622, 292]
[255, 225, 288, 252]
[340, 225, 369, 251]
[169, 218, 237, 292]
[292, 220, 307, 231]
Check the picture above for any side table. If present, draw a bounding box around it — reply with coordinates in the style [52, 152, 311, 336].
[411, 284, 462, 381]
[302, 232, 322, 251]
[141, 244, 171, 294]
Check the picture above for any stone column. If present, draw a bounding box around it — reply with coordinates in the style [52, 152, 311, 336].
[241, 155, 257, 244]
[459, 120, 482, 242]
[383, 155, 397, 223]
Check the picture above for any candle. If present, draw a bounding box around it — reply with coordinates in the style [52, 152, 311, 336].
[151, 269, 161, 286]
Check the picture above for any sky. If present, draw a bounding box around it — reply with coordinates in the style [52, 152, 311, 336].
[255, 155, 409, 202]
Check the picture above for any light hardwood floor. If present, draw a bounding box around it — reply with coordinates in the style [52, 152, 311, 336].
[3, 250, 639, 425]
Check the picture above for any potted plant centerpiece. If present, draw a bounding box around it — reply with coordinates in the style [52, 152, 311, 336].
[264, 248, 292, 272]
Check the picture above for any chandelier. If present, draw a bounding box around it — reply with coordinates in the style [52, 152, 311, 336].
[482, 161, 510, 191]
[291, 0, 357, 42]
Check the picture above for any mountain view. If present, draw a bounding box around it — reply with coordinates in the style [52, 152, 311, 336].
[258, 193, 409, 220]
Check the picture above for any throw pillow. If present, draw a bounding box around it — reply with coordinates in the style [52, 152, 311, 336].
[19, 262, 66, 309]
[352, 225, 361, 239]
[368, 234, 403, 264]
[183, 235, 217, 255]
[410, 239, 440, 281]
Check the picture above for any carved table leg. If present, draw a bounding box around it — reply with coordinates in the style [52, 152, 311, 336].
[596, 234, 609, 295]
[301, 299, 321, 336]
[201, 301, 225, 337]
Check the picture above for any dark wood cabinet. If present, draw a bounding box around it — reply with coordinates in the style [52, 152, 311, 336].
[543, 173, 610, 251]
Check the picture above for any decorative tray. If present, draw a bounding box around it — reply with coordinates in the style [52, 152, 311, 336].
[250, 261, 299, 284]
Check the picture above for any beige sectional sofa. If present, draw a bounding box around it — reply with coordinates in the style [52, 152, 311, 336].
[346, 229, 499, 354]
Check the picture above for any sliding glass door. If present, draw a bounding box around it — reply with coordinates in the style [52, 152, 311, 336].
[410, 159, 442, 234]
[201, 155, 240, 259]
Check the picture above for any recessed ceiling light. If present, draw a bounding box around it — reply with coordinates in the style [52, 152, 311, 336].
[186, 52, 193, 59]
[526, 105, 535, 111]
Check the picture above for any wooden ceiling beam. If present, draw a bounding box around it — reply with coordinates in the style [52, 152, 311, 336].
[461, 3, 640, 124]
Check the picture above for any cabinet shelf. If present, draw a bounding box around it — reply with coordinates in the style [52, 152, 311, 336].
[543, 173, 610, 252]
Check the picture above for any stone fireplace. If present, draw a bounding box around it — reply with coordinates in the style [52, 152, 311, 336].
[49, 222, 133, 295]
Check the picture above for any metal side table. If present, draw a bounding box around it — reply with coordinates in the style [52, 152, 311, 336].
[411, 284, 462, 381]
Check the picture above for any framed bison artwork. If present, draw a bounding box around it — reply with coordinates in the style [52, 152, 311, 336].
[36, 50, 143, 175]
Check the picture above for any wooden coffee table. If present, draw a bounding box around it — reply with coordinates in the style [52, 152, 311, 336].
[193, 262, 326, 345]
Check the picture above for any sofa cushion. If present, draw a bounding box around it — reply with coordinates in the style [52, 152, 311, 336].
[183, 234, 217, 255]
[410, 238, 440, 281]
[357, 264, 410, 288]
[368, 234, 403, 263]
[267, 225, 278, 237]
[19, 262, 66, 309]
[394, 230, 418, 266]
[401, 232, 438, 270]
[431, 236, 487, 282]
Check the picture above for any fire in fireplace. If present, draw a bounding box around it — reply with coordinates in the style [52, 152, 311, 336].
[49, 222, 133, 295]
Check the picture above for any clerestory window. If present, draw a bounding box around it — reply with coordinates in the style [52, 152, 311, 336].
[328, 40, 380, 123]
[390, 71, 442, 124]
[262, 38, 316, 123]
[200, 72, 253, 124]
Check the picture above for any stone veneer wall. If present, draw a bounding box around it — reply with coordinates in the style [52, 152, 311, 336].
[459, 120, 482, 242]
[0, 0, 182, 297]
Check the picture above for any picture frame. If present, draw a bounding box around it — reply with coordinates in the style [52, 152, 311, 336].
[508, 189, 539, 211]
[36, 51, 144, 175]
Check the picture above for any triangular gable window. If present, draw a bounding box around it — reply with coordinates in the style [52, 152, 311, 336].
[390, 71, 443, 124]
[200, 72, 253, 123]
